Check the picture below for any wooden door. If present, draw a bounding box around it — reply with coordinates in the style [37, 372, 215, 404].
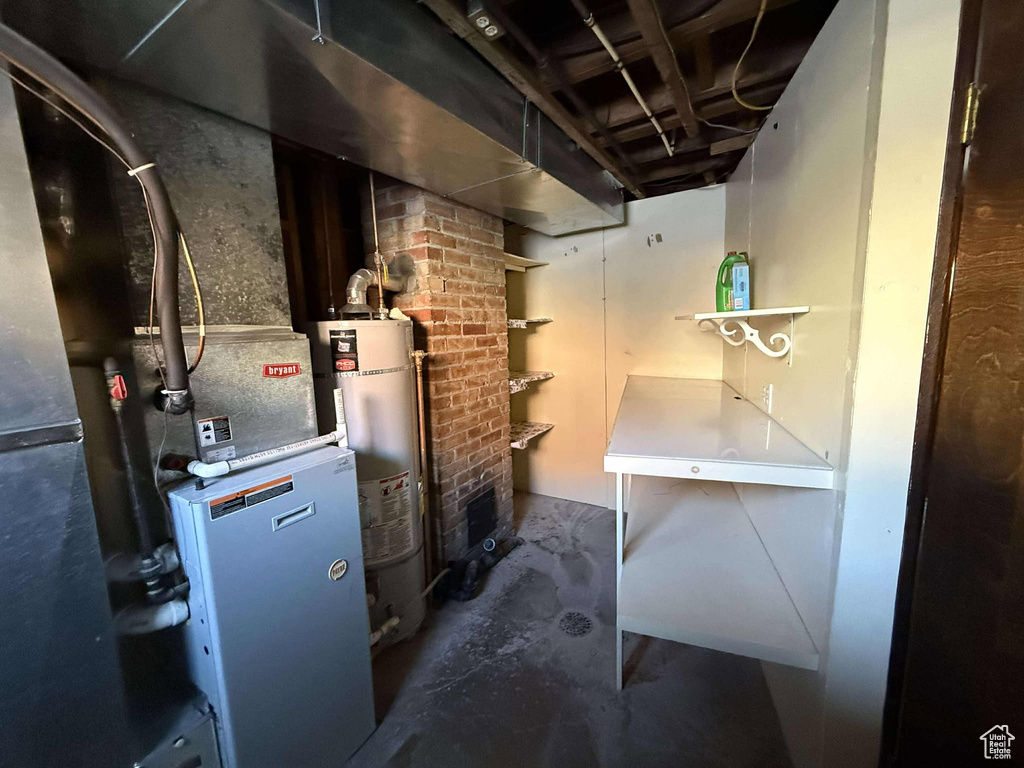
[886, 1, 1024, 764]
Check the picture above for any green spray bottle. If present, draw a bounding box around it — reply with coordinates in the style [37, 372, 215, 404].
[716, 251, 749, 312]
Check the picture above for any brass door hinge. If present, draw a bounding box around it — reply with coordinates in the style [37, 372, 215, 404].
[961, 82, 981, 145]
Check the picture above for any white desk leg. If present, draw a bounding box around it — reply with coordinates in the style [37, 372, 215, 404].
[616, 471, 624, 691]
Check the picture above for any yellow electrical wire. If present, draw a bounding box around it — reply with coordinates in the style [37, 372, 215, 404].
[731, 0, 775, 112]
[179, 233, 206, 373]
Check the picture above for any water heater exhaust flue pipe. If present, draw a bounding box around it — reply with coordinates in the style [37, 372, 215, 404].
[342, 268, 404, 317]
[343, 268, 376, 316]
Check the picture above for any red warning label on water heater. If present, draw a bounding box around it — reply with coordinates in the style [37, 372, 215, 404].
[262, 363, 301, 378]
[330, 329, 359, 373]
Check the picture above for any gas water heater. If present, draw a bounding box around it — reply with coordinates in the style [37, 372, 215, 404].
[310, 318, 426, 643]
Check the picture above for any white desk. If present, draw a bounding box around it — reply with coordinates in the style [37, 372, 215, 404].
[605, 377, 832, 689]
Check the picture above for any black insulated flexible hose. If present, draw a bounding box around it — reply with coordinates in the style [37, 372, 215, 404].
[0, 22, 193, 414]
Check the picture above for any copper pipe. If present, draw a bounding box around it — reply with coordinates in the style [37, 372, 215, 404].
[368, 172, 387, 319]
[413, 350, 433, 581]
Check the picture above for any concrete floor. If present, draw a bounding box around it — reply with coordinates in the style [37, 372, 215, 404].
[347, 492, 792, 768]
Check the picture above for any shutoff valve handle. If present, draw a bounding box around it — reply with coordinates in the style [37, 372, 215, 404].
[109, 375, 128, 401]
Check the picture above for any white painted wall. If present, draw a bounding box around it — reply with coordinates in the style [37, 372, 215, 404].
[722, 0, 961, 765]
[507, 236, 608, 506]
[722, 0, 883, 464]
[602, 190, 725, 463]
[822, 1, 961, 765]
[513, 187, 725, 508]
[721, 0, 885, 761]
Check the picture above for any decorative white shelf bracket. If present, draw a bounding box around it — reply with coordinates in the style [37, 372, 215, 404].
[678, 306, 809, 362]
[698, 317, 791, 358]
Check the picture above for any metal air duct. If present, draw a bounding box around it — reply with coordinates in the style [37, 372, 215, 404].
[0, 74, 130, 768]
[0, 0, 624, 235]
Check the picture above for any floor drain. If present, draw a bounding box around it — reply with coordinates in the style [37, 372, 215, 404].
[558, 610, 593, 637]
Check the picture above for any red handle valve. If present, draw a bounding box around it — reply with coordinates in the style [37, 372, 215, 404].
[110, 374, 128, 401]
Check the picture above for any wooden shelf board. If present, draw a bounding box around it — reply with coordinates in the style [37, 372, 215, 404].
[510, 421, 554, 449]
[504, 253, 548, 272]
[619, 476, 819, 671]
[604, 377, 833, 489]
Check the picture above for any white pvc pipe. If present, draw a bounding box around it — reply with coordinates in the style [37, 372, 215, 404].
[187, 431, 346, 478]
[367, 566, 449, 648]
[369, 616, 401, 647]
[585, 11, 674, 157]
[115, 599, 190, 635]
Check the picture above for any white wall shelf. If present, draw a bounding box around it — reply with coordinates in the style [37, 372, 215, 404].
[676, 306, 810, 359]
[504, 253, 548, 272]
[619, 476, 819, 672]
[507, 317, 553, 329]
[509, 370, 554, 395]
[679, 306, 810, 321]
[507, 259, 551, 457]
[510, 421, 554, 449]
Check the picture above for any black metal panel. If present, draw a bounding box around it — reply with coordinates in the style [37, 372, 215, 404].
[0, 76, 81, 439]
[467, 487, 498, 550]
[0, 78, 130, 768]
[0, 441, 131, 768]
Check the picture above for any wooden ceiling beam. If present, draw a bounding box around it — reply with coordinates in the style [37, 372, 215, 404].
[557, 0, 801, 86]
[419, 0, 644, 198]
[640, 154, 735, 184]
[698, 82, 787, 119]
[625, 0, 699, 138]
[603, 114, 679, 146]
[601, 85, 674, 129]
[598, 82, 783, 146]
[597, 51, 799, 133]
[710, 133, 756, 155]
[692, 37, 715, 92]
[546, 2, 737, 61]
[629, 124, 757, 164]
[643, 173, 730, 196]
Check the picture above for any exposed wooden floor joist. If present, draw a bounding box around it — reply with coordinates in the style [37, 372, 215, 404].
[420, 0, 838, 199]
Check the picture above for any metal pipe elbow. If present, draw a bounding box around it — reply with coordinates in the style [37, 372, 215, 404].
[342, 268, 376, 316]
[343, 267, 403, 316]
